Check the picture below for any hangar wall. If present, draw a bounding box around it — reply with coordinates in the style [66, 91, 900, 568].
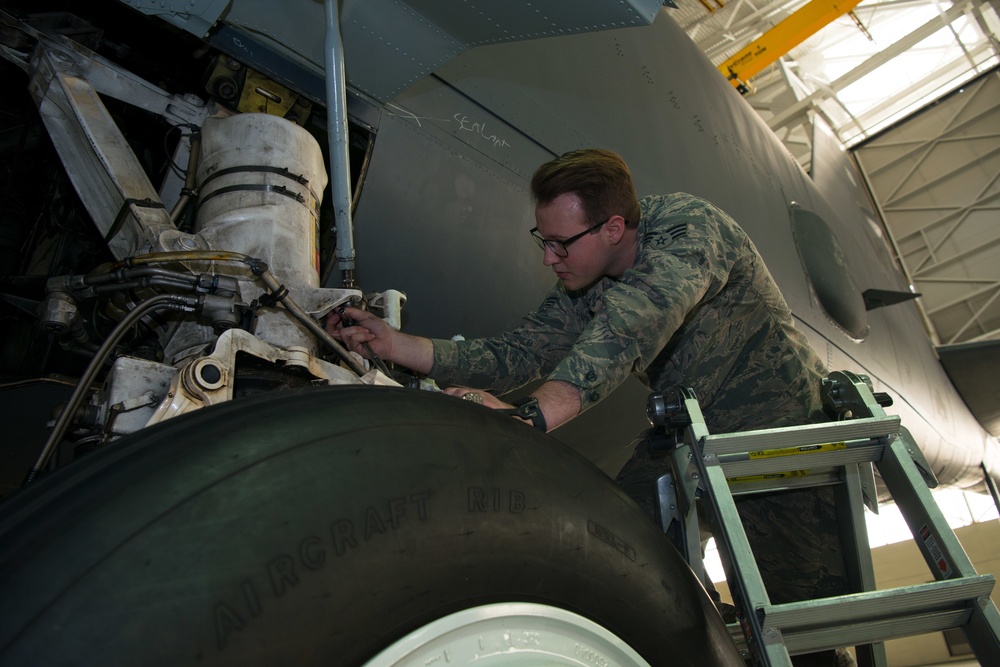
[853, 68, 1000, 348]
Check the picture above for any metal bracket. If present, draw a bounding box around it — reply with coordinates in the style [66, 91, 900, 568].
[0, 10, 210, 259]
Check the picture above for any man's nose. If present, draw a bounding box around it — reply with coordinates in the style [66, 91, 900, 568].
[542, 245, 560, 266]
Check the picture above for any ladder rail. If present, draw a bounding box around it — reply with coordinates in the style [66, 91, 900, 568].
[877, 434, 1000, 663]
[836, 463, 886, 667]
[697, 461, 800, 665]
[680, 393, 795, 666]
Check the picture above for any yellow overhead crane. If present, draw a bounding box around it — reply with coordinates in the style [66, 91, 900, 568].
[719, 0, 863, 94]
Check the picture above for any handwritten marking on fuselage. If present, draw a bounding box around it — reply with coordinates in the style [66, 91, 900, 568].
[231, 37, 253, 58]
[384, 104, 510, 149]
[453, 113, 511, 148]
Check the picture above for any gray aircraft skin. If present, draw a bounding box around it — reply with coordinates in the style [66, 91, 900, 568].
[348, 10, 1000, 490]
[0, 0, 997, 665]
[222, 0, 997, 491]
[130, 0, 997, 491]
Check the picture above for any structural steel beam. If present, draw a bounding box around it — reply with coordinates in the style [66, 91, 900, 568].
[718, 0, 863, 91]
[767, 0, 971, 130]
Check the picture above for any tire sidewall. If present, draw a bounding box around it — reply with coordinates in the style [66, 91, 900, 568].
[0, 386, 738, 666]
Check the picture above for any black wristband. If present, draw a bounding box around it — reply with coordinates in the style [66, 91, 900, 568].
[499, 396, 547, 432]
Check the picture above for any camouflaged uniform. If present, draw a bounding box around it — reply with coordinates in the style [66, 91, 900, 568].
[430, 193, 849, 607]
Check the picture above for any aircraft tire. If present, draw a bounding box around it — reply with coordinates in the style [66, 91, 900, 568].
[0, 385, 742, 666]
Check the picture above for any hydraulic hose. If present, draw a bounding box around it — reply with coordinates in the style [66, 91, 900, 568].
[85, 266, 201, 287]
[170, 127, 202, 225]
[91, 276, 201, 293]
[116, 250, 369, 376]
[27, 250, 383, 484]
[114, 250, 250, 267]
[25, 293, 197, 485]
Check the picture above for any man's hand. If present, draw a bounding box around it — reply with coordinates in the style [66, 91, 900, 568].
[442, 381, 582, 433]
[443, 388, 553, 433]
[325, 306, 434, 374]
[326, 306, 395, 361]
[443, 387, 510, 410]
[444, 380, 580, 431]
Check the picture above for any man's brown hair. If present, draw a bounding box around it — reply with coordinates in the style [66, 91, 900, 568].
[530, 149, 640, 229]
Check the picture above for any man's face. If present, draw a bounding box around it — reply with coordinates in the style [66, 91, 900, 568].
[534, 193, 611, 291]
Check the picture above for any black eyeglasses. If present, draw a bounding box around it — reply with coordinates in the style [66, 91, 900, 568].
[530, 218, 611, 258]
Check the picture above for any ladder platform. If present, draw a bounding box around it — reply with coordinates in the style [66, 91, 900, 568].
[703, 415, 901, 456]
[702, 414, 903, 479]
[719, 444, 885, 478]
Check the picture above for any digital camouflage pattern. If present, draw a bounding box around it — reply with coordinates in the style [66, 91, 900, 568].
[431, 192, 827, 429]
[430, 194, 851, 625]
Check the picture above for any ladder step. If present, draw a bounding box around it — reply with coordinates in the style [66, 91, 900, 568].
[726, 470, 842, 495]
[720, 445, 884, 477]
[704, 415, 901, 456]
[729, 607, 978, 657]
[781, 609, 973, 655]
[762, 576, 994, 634]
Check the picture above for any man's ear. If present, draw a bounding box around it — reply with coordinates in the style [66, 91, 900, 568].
[605, 215, 627, 244]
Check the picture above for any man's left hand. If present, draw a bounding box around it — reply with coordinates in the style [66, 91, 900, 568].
[443, 387, 510, 411]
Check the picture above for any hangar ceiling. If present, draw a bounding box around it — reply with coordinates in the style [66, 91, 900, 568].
[670, 0, 1000, 171]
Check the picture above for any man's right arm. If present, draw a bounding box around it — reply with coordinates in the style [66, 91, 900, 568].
[330, 305, 584, 431]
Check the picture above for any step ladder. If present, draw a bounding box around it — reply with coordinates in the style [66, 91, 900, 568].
[650, 370, 1000, 666]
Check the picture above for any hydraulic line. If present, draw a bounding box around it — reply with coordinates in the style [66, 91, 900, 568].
[170, 126, 201, 225]
[26, 250, 376, 483]
[336, 305, 392, 376]
[255, 268, 368, 376]
[85, 266, 201, 287]
[25, 293, 197, 485]
[91, 276, 202, 293]
[114, 250, 250, 267]
[116, 250, 369, 376]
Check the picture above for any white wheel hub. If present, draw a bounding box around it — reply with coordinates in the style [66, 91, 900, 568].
[364, 602, 651, 666]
